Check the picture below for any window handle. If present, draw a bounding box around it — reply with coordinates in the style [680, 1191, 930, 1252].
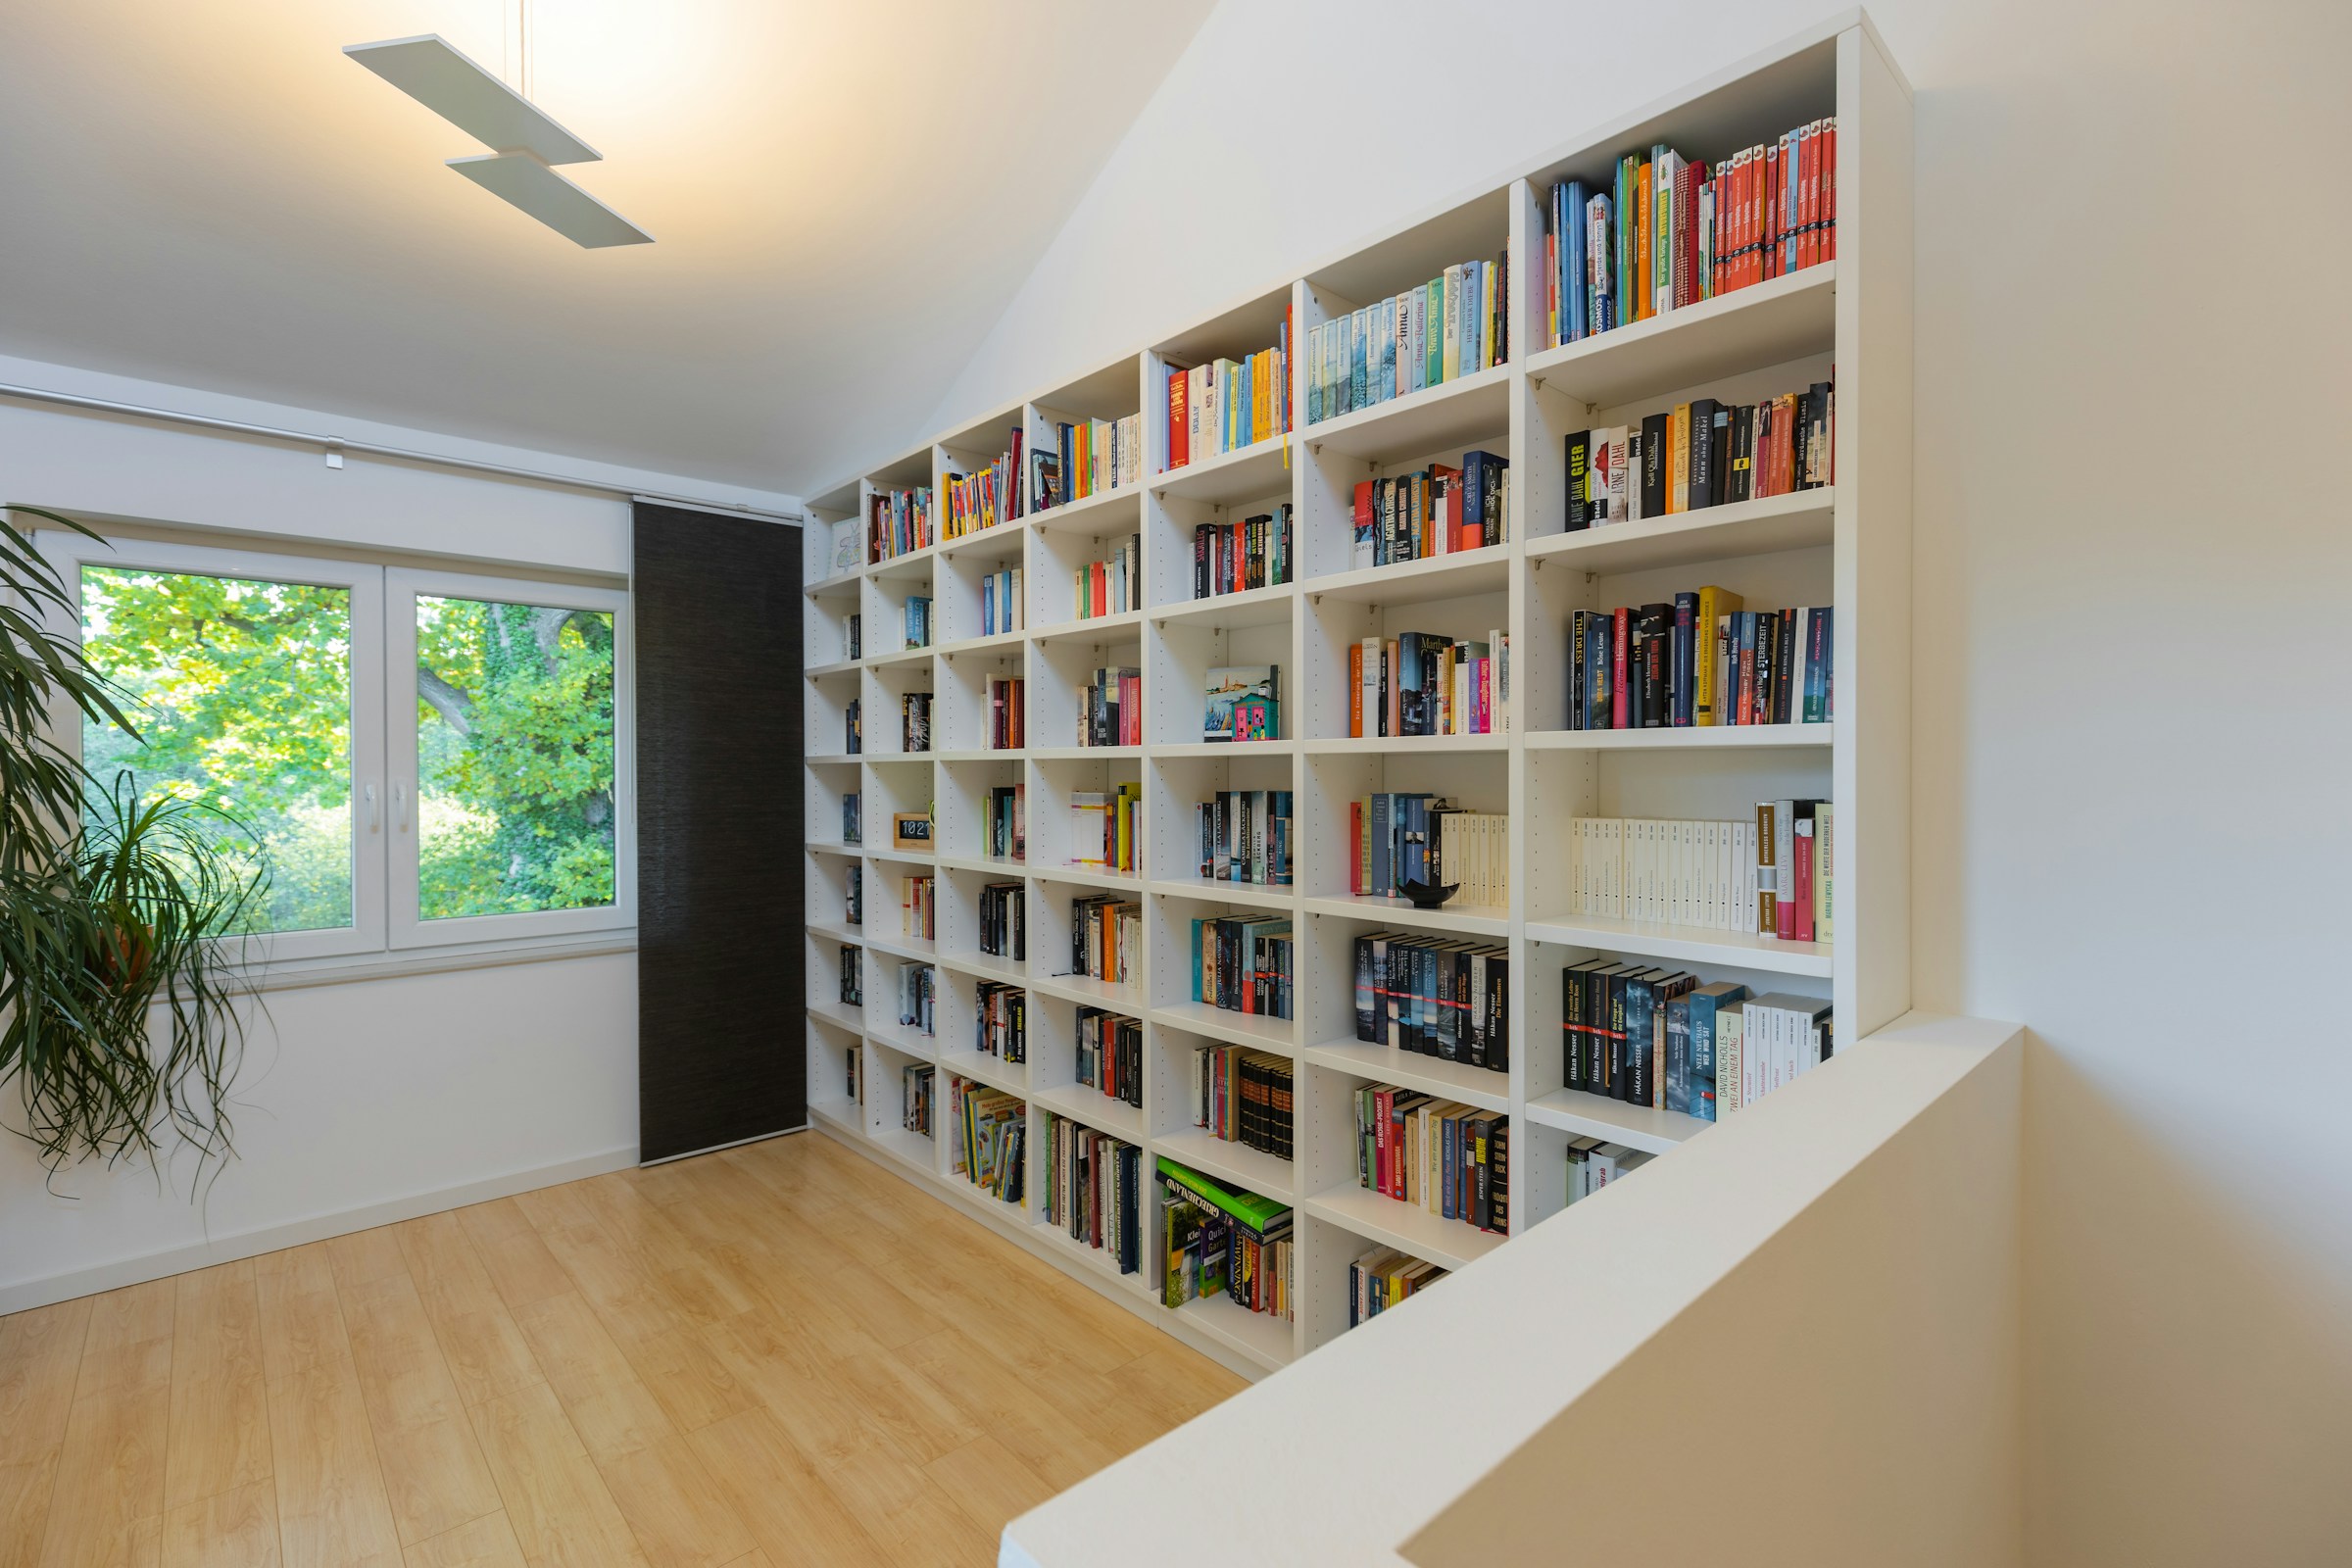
[364, 782, 379, 832]
[393, 780, 410, 833]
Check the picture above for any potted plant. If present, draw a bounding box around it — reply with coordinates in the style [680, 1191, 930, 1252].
[0, 505, 265, 1176]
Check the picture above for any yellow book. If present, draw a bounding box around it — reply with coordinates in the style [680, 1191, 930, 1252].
[1692, 585, 1744, 724]
[1668, 404, 1690, 514]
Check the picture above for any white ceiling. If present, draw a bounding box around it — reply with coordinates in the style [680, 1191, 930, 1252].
[0, 0, 1217, 494]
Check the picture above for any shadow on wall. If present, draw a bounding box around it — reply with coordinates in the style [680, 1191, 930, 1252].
[2023, 1036, 2352, 1568]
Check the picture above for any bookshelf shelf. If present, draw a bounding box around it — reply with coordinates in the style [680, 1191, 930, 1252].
[1525, 261, 1838, 410]
[1522, 723, 1833, 752]
[1522, 1088, 1703, 1156]
[1152, 1126, 1298, 1202]
[801, 17, 1908, 1387]
[1177, 1291, 1295, 1373]
[1301, 545, 1514, 608]
[1301, 1185, 1505, 1274]
[1524, 912, 1833, 976]
[1299, 1039, 1509, 1115]
[1150, 1003, 1298, 1055]
[1152, 435, 1295, 507]
[1526, 488, 1836, 573]
[1302, 362, 1513, 461]
[1029, 1082, 1146, 1146]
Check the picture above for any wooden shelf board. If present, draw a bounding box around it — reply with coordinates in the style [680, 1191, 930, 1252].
[1152, 1128, 1298, 1202]
[1522, 1088, 1705, 1155]
[1524, 912, 1833, 975]
[1149, 1003, 1298, 1054]
[1526, 262, 1837, 409]
[1300, 363, 1512, 461]
[1298, 1039, 1509, 1113]
[1526, 488, 1835, 575]
[1301, 1185, 1504, 1273]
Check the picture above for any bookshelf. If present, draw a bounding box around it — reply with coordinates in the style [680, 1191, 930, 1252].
[799, 15, 1908, 1381]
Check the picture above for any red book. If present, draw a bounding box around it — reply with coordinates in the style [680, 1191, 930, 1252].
[1822, 121, 1838, 261]
[1353, 480, 1374, 560]
[1167, 369, 1188, 471]
[1429, 463, 1462, 551]
[1349, 643, 1364, 737]
[1791, 810, 1816, 942]
[1611, 609, 1633, 728]
[1374, 1088, 1394, 1197]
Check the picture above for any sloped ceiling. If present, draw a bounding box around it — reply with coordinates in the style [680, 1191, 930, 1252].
[0, 0, 1216, 494]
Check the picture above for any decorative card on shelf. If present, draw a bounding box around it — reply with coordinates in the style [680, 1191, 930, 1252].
[1202, 665, 1281, 743]
[830, 519, 861, 575]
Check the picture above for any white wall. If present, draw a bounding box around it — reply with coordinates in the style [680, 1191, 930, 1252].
[0, 356, 803, 1311]
[935, 3, 2352, 1561]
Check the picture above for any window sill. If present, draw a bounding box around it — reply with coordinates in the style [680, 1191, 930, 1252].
[223, 931, 639, 996]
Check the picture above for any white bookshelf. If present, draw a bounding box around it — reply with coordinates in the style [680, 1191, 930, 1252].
[798, 14, 1909, 1382]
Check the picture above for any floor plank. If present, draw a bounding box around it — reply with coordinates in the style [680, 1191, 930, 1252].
[5, 1131, 1245, 1568]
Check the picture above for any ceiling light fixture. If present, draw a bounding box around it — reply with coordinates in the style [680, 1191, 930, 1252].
[345, 29, 652, 248]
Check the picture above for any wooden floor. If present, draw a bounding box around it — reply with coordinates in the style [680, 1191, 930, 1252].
[0, 1130, 1244, 1568]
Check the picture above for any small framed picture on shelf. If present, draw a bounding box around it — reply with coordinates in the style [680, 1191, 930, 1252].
[893, 811, 933, 852]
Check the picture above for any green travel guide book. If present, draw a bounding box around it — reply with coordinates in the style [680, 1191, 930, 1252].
[1155, 1156, 1291, 1237]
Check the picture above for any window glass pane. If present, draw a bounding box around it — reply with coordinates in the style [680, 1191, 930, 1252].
[79, 565, 354, 934]
[416, 596, 616, 920]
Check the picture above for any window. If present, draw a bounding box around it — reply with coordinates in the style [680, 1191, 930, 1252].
[53, 534, 632, 969]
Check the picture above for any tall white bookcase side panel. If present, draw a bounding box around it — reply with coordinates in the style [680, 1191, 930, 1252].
[798, 18, 1909, 1386]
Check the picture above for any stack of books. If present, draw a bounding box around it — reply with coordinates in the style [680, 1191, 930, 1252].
[1195, 790, 1293, 886]
[1044, 1115, 1142, 1273]
[978, 880, 1024, 958]
[1075, 1007, 1143, 1108]
[1542, 119, 1837, 347]
[984, 784, 1023, 861]
[1350, 455, 1509, 565]
[950, 1077, 1024, 1202]
[900, 875, 934, 941]
[1345, 795, 1508, 905]
[1165, 315, 1293, 469]
[945, 435, 1021, 538]
[1562, 381, 1833, 529]
[1561, 1137, 1649, 1201]
[1158, 1158, 1292, 1322]
[1068, 787, 1140, 873]
[1068, 895, 1140, 988]
[979, 568, 1023, 636]
[1562, 965, 1832, 1122]
[1350, 1085, 1508, 1237]
[1565, 597, 1832, 729]
[902, 1063, 935, 1136]
[1348, 1248, 1446, 1329]
[867, 485, 933, 563]
[1350, 631, 1509, 737]
[974, 981, 1025, 1063]
[1189, 916, 1293, 1020]
[1306, 254, 1509, 424]
[984, 676, 1023, 749]
[1193, 1045, 1293, 1160]
[1194, 508, 1293, 599]
[1351, 932, 1510, 1073]
[1052, 415, 1143, 506]
[1567, 814, 1778, 935]
[1075, 536, 1141, 619]
[1077, 666, 1140, 747]
[896, 961, 935, 1034]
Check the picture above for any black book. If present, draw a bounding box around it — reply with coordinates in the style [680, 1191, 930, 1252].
[1709, 404, 1734, 509]
[1807, 382, 1834, 489]
[1486, 1119, 1509, 1235]
[1563, 429, 1592, 531]
[1687, 398, 1720, 513]
[1639, 603, 1671, 727]
[1640, 412, 1670, 518]
[1728, 404, 1753, 505]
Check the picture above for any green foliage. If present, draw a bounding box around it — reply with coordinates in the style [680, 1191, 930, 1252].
[416, 597, 615, 919]
[0, 508, 263, 1177]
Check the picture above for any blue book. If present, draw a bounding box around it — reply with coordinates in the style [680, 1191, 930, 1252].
[1591, 191, 1615, 332]
[1369, 793, 1394, 897]
[1664, 996, 1691, 1113]
[1351, 309, 1370, 410]
[1685, 982, 1747, 1122]
[1377, 298, 1396, 405]
[1562, 180, 1590, 343]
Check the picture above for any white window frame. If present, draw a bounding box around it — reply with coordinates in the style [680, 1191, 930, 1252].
[43, 530, 636, 976]
[44, 533, 391, 964]
[386, 566, 636, 948]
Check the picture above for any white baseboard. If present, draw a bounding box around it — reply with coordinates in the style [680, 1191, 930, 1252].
[0, 1144, 639, 1316]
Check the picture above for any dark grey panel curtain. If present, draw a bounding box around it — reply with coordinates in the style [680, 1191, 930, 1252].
[633, 503, 805, 1162]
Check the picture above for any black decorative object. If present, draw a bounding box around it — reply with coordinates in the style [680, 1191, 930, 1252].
[1397, 877, 1458, 909]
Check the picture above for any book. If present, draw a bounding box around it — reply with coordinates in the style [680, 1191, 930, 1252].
[1349, 1085, 1506, 1235]
[1195, 507, 1294, 599]
[1348, 632, 1503, 737]
[1075, 666, 1140, 747]
[902, 1063, 935, 1136]
[1042, 1114, 1142, 1273]
[1168, 312, 1295, 466]
[979, 568, 1023, 636]
[1567, 815, 1758, 933]
[1348, 1247, 1448, 1329]
[867, 485, 934, 563]
[1067, 895, 1141, 987]
[900, 691, 931, 753]
[1202, 664, 1281, 743]
[1076, 535, 1141, 619]
[1067, 786, 1142, 872]
[977, 880, 1024, 959]
[1051, 414, 1145, 507]
[902, 596, 931, 650]
[1305, 252, 1508, 425]
[1189, 916, 1293, 1019]
[984, 676, 1024, 749]
[1196, 790, 1294, 886]
[1565, 592, 1832, 732]
[1158, 1159, 1293, 1320]
[1350, 931, 1510, 1072]
[1193, 1046, 1294, 1159]
[951, 1076, 1024, 1202]
[1075, 1007, 1144, 1108]
[900, 874, 934, 941]
[974, 980, 1026, 1061]
[944, 432, 1022, 538]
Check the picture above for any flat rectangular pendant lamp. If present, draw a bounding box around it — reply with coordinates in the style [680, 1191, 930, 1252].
[345, 34, 653, 247]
